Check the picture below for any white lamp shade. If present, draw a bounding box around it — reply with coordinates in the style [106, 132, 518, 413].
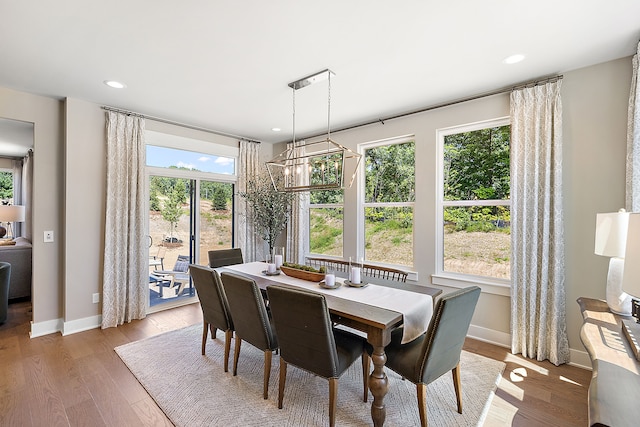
[595, 211, 630, 258]
[622, 213, 640, 299]
[0, 205, 25, 223]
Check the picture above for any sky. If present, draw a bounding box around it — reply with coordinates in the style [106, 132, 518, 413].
[146, 145, 235, 175]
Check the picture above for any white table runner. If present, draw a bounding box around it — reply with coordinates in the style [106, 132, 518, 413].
[224, 262, 433, 343]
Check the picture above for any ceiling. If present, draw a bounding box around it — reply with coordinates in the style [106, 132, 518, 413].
[1, 1, 639, 145]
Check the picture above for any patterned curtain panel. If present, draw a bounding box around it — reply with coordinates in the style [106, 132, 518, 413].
[510, 80, 570, 365]
[102, 111, 147, 328]
[237, 140, 262, 262]
[286, 142, 310, 264]
[627, 41, 640, 211]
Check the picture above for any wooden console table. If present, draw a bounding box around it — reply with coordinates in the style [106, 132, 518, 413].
[577, 297, 640, 427]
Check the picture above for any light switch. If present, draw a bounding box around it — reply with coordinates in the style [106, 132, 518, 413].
[44, 230, 54, 242]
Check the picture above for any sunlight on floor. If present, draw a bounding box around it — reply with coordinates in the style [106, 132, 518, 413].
[483, 393, 519, 426]
[560, 375, 584, 386]
[503, 353, 550, 375]
[498, 375, 525, 401]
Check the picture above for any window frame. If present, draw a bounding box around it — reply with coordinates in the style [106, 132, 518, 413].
[357, 134, 416, 271]
[433, 117, 511, 295]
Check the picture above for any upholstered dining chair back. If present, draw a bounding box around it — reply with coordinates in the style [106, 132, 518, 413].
[220, 272, 278, 399]
[208, 248, 244, 268]
[190, 264, 234, 370]
[267, 285, 369, 426]
[0, 262, 10, 324]
[368, 285, 480, 427]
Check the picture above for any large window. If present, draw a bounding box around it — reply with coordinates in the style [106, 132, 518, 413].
[309, 189, 343, 256]
[438, 119, 510, 281]
[361, 137, 415, 267]
[0, 170, 13, 203]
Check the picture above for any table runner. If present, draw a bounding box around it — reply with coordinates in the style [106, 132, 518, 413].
[225, 262, 433, 343]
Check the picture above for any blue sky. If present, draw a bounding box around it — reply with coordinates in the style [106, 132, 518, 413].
[146, 145, 235, 175]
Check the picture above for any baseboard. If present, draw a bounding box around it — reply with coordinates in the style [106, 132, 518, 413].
[62, 314, 102, 336]
[468, 324, 511, 348]
[30, 318, 63, 338]
[568, 348, 592, 370]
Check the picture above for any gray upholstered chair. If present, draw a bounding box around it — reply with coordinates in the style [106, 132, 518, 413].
[208, 248, 243, 268]
[0, 262, 10, 324]
[190, 264, 234, 372]
[220, 272, 278, 399]
[366, 286, 480, 427]
[266, 285, 369, 427]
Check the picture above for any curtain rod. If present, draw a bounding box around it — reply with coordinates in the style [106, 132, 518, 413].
[101, 106, 262, 144]
[304, 74, 564, 139]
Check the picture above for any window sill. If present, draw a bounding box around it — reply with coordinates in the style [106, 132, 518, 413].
[431, 273, 511, 297]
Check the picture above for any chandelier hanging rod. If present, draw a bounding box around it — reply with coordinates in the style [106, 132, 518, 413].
[288, 69, 335, 90]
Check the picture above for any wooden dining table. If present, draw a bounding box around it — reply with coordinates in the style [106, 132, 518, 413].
[219, 262, 442, 426]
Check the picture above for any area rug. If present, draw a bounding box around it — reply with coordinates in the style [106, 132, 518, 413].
[115, 325, 504, 426]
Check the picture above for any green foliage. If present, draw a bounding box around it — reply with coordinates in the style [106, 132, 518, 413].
[161, 181, 189, 239]
[149, 189, 161, 211]
[282, 262, 325, 273]
[239, 172, 295, 254]
[0, 172, 13, 201]
[365, 142, 415, 203]
[211, 186, 228, 210]
[443, 206, 510, 233]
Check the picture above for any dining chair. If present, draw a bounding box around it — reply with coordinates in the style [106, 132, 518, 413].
[220, 272, 278, 399]
[190, 264, 234, 372]
[208, 248, 243, 268]
[366, 286, 480, 427]
[266, 284, 369, 427]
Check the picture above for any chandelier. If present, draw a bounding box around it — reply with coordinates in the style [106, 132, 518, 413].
[266, 69, 361, 192]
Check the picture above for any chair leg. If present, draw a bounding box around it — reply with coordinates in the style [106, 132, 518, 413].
[362, 351, 370, 402]
[223, 329, 232, 373]
[452, 363, 462, 414]
[329, 377, 338, 427]
[417, 383, 427, 427]
[263, 349, 272, 399]
[232, 337, 242, 376]
[201, 321, 208, 355]
[278, 358, 287, 409]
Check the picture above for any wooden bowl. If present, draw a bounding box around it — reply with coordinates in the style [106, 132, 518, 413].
[280, 266, 325, 282]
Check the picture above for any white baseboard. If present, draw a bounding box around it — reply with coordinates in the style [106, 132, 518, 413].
[568, 348, 592, 370]
[62, 315, 102, 336]
[30, 318, 63, 338]
[468, 324, 511, 348]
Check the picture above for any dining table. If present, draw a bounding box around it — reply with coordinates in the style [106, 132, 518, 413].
[219, 261, 442, 427]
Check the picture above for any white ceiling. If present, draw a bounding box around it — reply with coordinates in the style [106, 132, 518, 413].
[1, 1, 639, 145]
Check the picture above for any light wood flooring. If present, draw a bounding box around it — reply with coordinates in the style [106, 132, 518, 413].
[0, 301, 591, 426]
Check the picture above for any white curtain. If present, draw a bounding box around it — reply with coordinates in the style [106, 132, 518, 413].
[510, 80, 570, 365]
[12, 149, 32, 240]
[237, 140, 263, 262]
[286, 142, 310, 264]
[102, 111, 147, 328]
[627, 41, 640, 211]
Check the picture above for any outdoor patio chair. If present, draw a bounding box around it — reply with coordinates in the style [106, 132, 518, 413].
[151, 254, 191, 297]
[149, 245, 167, 270]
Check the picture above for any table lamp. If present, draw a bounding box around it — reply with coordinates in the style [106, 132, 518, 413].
[594, 210, 632, 315]
[621, 212, 640, 360]
[0, 205, 26, 239]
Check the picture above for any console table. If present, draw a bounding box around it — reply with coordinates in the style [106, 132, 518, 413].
[577, 297, 640, 427]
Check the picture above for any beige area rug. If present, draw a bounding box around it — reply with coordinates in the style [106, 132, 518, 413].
[115, 325, 505, 426]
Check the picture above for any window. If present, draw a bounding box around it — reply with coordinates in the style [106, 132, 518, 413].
[0, 170, 13, 203]
[437, 119, 510, 281]
[360, 137, 415, 267]
[309, 189, 343, 257]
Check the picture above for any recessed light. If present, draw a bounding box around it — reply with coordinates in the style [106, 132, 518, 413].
[503, 54, 525, 65]
[271, 127, 281, 132]
[104, 80, 126, 89]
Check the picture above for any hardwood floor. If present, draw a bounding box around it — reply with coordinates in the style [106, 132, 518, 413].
[0, 301, 591, 426]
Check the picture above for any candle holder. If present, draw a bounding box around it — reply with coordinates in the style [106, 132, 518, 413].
[272, 247, 285, 271]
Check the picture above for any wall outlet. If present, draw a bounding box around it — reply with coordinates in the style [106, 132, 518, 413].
[92, 293, 100, 304]
[44, 230, 54, 242]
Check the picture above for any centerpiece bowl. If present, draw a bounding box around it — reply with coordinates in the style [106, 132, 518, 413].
[280, 265, 326, 282]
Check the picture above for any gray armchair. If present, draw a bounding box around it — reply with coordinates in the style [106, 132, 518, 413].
[366, 286, 481, 427]
[267, 284, 369, 427]
[190, 264, 234, 372]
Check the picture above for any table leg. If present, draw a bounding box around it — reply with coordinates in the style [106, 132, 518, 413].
[369, 344, 388, 426]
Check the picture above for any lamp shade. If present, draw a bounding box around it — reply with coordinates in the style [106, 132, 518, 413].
[0, 205, 25, 223]
[622, 213, 640, 299]
[595, 211, 630, 258]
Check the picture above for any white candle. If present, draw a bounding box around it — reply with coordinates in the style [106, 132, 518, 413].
[267, 263, 276, 273]
[351, 267, 361, 284]
[274, 254, 283, 269]
[325, 273, 335, 287]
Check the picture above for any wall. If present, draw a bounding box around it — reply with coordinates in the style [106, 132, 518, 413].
[0, 86, 64, 331]
[0, 55, 632, 366]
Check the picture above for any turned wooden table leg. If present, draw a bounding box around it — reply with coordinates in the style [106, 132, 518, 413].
[369, 344, 388, 426]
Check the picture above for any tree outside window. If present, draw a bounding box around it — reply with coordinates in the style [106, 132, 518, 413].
[441, 120, 510, 280]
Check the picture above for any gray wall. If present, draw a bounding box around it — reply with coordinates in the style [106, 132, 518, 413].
[0, 55, 632, 366]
